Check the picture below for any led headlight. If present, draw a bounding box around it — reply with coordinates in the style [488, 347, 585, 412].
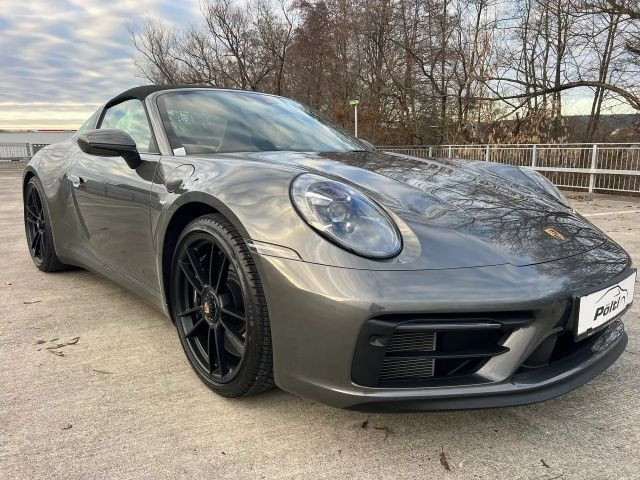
[290, 173, 402, 258]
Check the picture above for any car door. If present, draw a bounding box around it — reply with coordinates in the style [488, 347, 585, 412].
[68, 98, 161, 289]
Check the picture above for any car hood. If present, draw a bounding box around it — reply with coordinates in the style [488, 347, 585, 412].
[213, 150, 608, 268]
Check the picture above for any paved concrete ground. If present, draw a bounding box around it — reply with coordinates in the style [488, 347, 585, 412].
[1, 170, 638, 480]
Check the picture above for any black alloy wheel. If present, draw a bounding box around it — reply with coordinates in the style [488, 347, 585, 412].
[25, 182, 46, 264]
[171, 214, 273, 397]
[24, 177, 67, 272]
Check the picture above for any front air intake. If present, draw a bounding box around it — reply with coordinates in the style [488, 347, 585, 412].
[380, 332, 437, 381]
[386, 331, 436, 353]
[379, 357, 435, 381]
[351, 312, 534, 387]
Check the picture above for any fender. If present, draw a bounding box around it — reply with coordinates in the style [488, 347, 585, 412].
[153, 189, 262, 318]
[470, 160, 569, 206]
[158, 190, 252, 244]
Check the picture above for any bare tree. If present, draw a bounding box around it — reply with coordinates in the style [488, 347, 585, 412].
[130, 0, 640, 144]
[254, 0, 295, 95]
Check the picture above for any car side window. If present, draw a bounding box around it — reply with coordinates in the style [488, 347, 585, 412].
[99, 99, 156, 153]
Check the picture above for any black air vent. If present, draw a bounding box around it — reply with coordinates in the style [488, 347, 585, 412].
[380, 331, 437, 381]
[380, 357, 435, 381]
[351, 312, 534, 388]
[386, 332, 436, 353]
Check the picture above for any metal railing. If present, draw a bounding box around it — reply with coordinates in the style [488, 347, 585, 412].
[2, 141, 640, 193]
[377, 143, 640, 194]
[0, 143, 30, 170]
[0, 143, 43, 170]
[0, 143, 31, 160]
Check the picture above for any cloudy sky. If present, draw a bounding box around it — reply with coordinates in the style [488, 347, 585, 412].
[0, 0, 201, 129]
[0, 0, 634, 130]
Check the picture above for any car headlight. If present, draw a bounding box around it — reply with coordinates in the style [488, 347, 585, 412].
[290, 173, 402, 258]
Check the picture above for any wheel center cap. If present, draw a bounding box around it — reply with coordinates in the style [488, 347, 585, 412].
[202, 289, 220, 323]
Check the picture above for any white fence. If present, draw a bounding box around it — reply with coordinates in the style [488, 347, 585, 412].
[0, 143, 48, 169]
[378, 143, 640, 194]
[2, 141, 639, 193]
[0, 143, 31, 161]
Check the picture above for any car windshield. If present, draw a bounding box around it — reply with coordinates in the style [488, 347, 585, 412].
[156, 90, 369, 155]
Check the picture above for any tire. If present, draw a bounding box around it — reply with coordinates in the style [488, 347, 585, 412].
[23, 177, 68, 272]
[170, 213, 274, 397]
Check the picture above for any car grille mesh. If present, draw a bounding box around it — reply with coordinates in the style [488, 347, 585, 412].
[379, 357, 435, 381]
[380, 332, 437, 381]
[386, 332, 436, 352]
[351, 312, 532, 388]
[377, 323, 512, 385]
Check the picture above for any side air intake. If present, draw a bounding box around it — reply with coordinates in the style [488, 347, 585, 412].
[352, 312, 534, 387]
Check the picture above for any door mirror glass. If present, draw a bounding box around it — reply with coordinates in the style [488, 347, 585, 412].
[77, 128, 142, 169]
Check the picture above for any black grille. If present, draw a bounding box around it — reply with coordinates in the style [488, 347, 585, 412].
[380, 332, 437, 381]
[386, 332, 436, 353]
[351, 312, 534, 388]
[380, 357, 435, 381]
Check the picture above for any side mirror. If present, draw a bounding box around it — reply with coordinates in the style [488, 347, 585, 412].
[77, 128, 142, 169]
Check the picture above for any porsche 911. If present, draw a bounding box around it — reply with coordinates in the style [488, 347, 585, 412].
[23, 86, 635, 410]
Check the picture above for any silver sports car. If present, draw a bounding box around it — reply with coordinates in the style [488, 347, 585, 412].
[23, 86, 635, 410]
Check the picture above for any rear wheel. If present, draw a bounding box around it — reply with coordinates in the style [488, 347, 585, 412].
[24, 177, 67, 272]
[170, 214, 274, 397]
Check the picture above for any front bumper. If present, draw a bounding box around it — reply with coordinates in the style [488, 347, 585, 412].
[351, 321, 627, 411]
[255, 241, 632, 410]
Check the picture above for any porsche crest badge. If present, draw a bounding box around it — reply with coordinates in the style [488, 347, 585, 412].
[544, 227, 565, 241]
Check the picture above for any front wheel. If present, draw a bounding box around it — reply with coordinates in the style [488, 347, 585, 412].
[170, 214, 274, 397]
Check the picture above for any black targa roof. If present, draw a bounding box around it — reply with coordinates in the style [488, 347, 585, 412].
[106, 85, 222, 107]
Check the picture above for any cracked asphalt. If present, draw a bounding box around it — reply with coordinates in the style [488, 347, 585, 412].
[0, 170, 639, 479]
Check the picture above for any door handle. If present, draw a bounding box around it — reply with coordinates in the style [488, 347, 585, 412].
[69, 174, 85, 188]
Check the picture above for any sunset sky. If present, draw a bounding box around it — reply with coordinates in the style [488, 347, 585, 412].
[0, 0, 635, 130]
